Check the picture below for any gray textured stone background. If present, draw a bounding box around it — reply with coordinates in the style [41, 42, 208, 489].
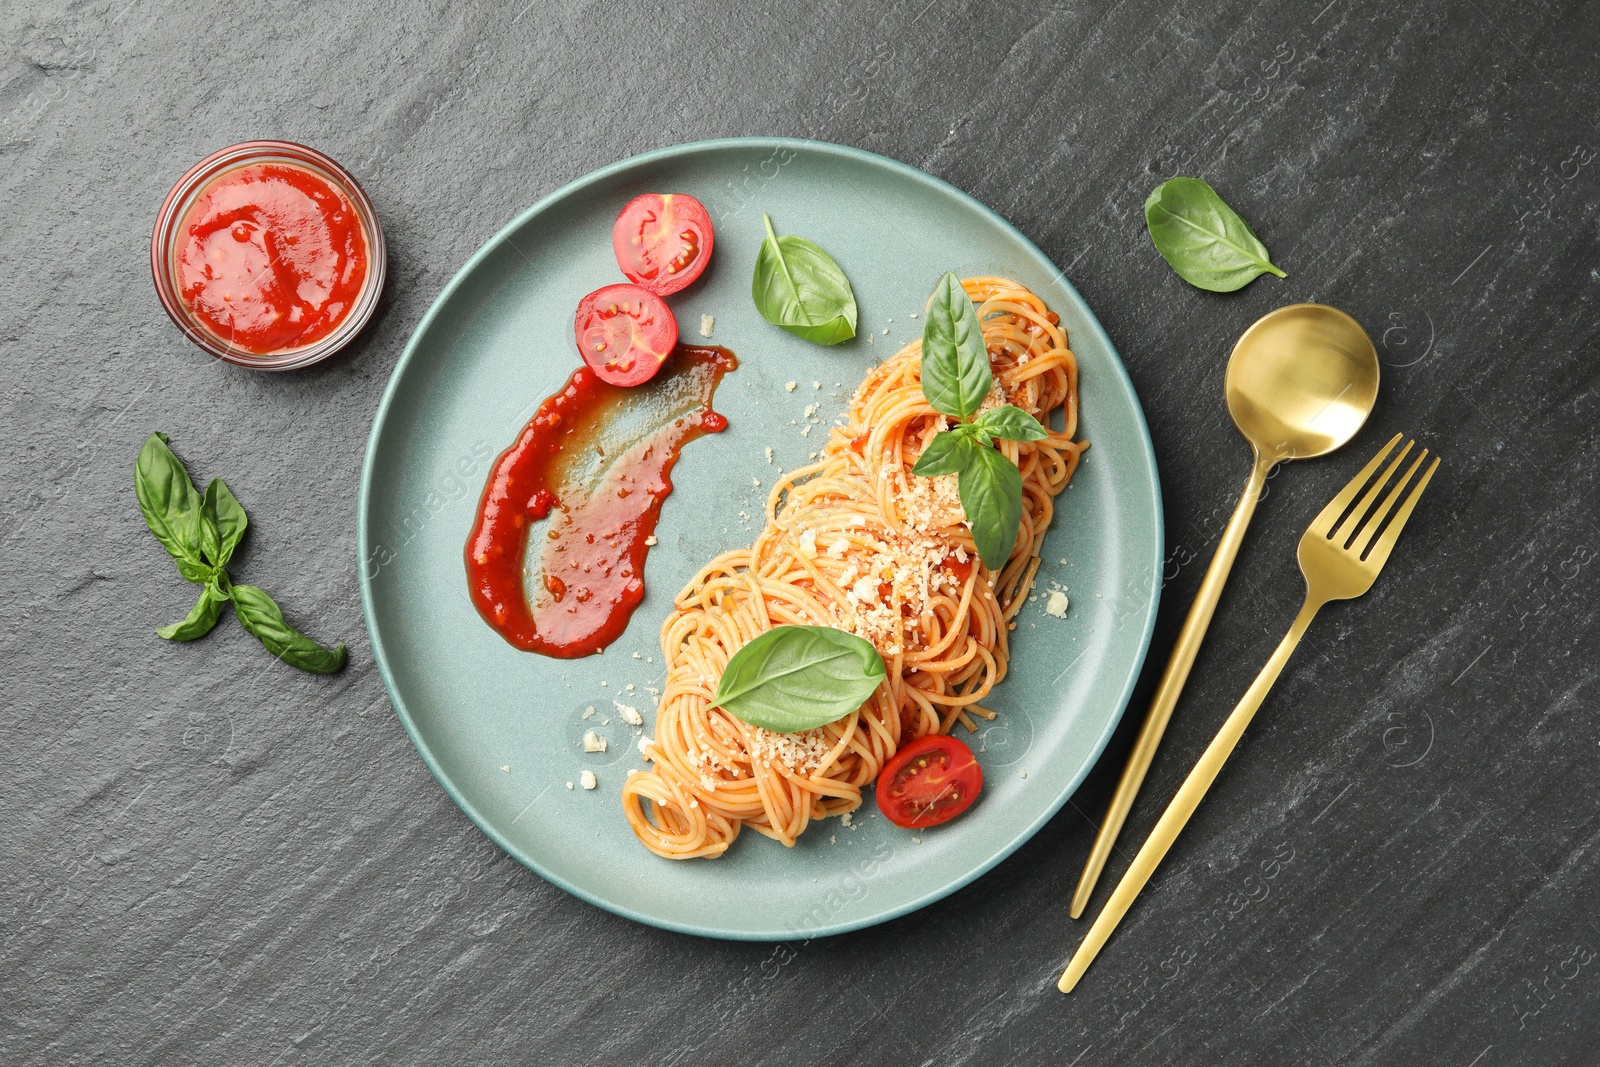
[3, 0, 1597, 1064]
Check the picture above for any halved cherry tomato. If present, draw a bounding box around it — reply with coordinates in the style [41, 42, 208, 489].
[875, 734, 983, 829]
[612, 193, 714, 296]
[574, 283, 679, 386]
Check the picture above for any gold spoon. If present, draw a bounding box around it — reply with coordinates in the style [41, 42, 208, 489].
[1068, 303, 1379, 918]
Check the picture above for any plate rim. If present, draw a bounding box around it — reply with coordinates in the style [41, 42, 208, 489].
[358, 135, 1164, 940]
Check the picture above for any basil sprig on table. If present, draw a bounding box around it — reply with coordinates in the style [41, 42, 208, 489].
[1143, 177, 1286, 292]
[751, 213, 858, 345]
[910, 273, 1047, 570]
[135, 432, 346, 674]
[709, 625, 885, 734]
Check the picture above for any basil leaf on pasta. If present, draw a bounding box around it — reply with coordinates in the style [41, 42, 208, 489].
[710, 625, 885, 734]
[919, 272, 991, 419]
[910, 429, 978, 477]
[959, 444, 1025, 570]
[975, 404, 1048, 442]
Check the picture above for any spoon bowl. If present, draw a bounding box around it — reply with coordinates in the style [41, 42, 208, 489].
[1226, 303, 1380, 462]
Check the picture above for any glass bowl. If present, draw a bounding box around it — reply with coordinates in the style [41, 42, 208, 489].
[150, 140, 386, 370]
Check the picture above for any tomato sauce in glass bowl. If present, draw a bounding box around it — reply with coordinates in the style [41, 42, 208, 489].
[151, 141, 385, 369]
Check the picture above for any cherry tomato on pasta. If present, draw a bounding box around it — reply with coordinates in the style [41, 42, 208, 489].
[574, 283, 679, 387]
[612, 193, 714, 296]
[875, 734, 983, 829]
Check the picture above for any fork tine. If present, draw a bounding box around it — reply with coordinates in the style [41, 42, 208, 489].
[1362, 455, 1441, 573]
[1315, 433, 1403, 539]
[1351, 449, 1428, 556]
[1335, 440, 1415, 546]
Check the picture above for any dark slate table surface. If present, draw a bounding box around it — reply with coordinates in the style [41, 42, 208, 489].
[4, 1, 1597, 1063]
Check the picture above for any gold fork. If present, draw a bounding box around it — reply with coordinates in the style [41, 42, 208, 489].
[1058, 433, 1439, 993]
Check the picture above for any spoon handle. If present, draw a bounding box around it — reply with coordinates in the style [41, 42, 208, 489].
[1068, 451, 1274, 918]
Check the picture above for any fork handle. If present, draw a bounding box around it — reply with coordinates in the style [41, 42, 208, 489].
[1058, 594, 1322, 993]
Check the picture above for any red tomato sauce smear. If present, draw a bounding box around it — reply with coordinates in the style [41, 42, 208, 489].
[466, 345, 737, 657]
[176, 163, 369, 354]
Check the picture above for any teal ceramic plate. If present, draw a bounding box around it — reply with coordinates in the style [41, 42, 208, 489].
[359, 138, 1162, 940]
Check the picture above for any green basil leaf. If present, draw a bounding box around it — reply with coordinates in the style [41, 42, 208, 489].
[975, 404, 1049, 442]
[135, 431, 212, 580]
[230, 583, 347, 674]
[175, 557, 219, 584]
[710, 624, 886, 734]
[958, 444, 1024, 570]
[751, 213, 858, 345]
[203, 478, 248, 566]
[156, 587, 227, 642]
[1144, 177, 1286, 292]
[910, 429, 978, 477]
[920, 272, 992, 418]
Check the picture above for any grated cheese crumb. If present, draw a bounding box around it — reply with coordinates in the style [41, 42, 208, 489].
[500, 764, 510, 773]
[748, 727, 835, 772]
[840, 811, 853, 827]
[566, 781, 574, 790]
[638, 735, 653, 756]
[582, 730, 608, 753]
[1045, 590, 1070, 618]
[785, 381, 798, 391]
[644, 535, 657, 546]
[699, 314, 715, 337]
[765, 447, 773, 463]
[615, 700, 643, 726]
[812, 381, 821, 389]
[580, 770, 597, 790]
[582, 705, 596, 719]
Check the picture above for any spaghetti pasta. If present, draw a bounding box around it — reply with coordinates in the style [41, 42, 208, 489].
[621, 277, 1084, 858]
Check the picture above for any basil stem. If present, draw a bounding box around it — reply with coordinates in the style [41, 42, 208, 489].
[1144, 177, 1286, 292]
[709, 625, 885, 734]
[230, 584, 348, 675]
[751, 213, 858, 345]
[919, 272, 991, 419]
